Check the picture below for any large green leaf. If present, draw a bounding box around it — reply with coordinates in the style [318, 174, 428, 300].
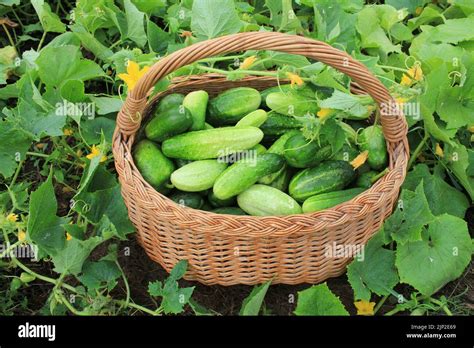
[36, 45, 105, 88]
[52, 237, 102, 275]
[403, 164, 469, 218]
[347, 233, 399, 301]
[294, 283, 349, 316]
[444, 142, 474, 201]
[240, 281, 271, 316]
[428, 17, 474, 44]
[396, 214, 472, 296]
[0, 120, 31, 178]
[27, 171, 68, 255]
[31, 0, 66, 33]
[385, 183, 435, 244]
[191, 0, 242, 40]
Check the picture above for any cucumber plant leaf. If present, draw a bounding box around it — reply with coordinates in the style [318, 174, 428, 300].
[240, 280, 271, 316]
[31, 0, 66, 33]
[52, 236, 103, 275]
[395, 214, 472, 296]
[294, 283, 349, 316]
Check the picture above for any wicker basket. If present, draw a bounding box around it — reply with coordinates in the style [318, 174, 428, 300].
[112, 32, 409, 285]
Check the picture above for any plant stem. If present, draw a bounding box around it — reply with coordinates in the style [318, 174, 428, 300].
[1, 24, 16, 50]
[9, 160, 24, 188]
[377, 65, 409, 73]
[371, 168, 389, 183]
[116, 260, 130, 310]
[0, 240, 21, 259]
[374, 295, 389, 314]
[195, 65, 311, 81]
[37, 31, 47, 51]
[26, 151, 76, 166]
[56, 290, 89, 316]
[407, 132, 429, 169]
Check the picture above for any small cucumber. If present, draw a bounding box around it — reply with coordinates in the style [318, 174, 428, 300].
[358, 125, 388, 170]
[289, 160, 356, 202]
[162, 126, 264, 160]
[250, 144, 267, 155]
[302, 188, 365, 213]
[283, 132, 332, 168]
[235, 109, 268, 127]
[212, 207, 247, 215]
[237, 184, 302, 216]
[145, 105, 192, 142]
[267, 167, 293, 192]
[260, 113, 303, 139]
[133, 140, 175, 190]
[260, 84, 315, 107]
[169, 191, 204, 209]
[266, 91, 318, 117]
[332, 143, 359, 162]
[170, 160, 227, 192]
[156, 93, 185, 113]
[208, 191, 236, 208]
[208, 87, 261, 125]
[356, 170, 378, 188]
[213, 153, 286, 199]
[183, 90, 208, 131]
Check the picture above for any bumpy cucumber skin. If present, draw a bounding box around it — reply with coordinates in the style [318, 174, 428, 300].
[134, 140, 175, 190]
[237, 184, 302, 216]
[208, 87, 261, 125]
[213, 153, 286, 199]
[212, 207, 247, 215]
[356, 170, 377, 188]
[332, 143, 359, 162]
[145, 105, 192, 142]
[156, 93, 185, 113]
[169, 191, 204, 209]
[358, 125, 388, 170]
[162, 126, 264, 160]
[183, 90, 209, 131]
[208, 191, 236, 208]
[283, 132, 332, 168]
[250, 144, 267, 155]
[302, 188, 365, 213]
[260, 113, 303, 139]
[289, 160, 356, 202]
[235, 109, 268, 127]
[260, 84, 315, 107]
[267, 167, 293, 192]
[266, 91, 318, 117]
[170, 160, 227, 192]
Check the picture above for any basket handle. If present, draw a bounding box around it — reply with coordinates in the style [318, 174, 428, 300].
[116, 32, 407, 143]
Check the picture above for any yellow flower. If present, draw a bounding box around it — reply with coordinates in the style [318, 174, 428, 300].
[350, 150, 369, 169]
[118, 61, 150, 92]
[468, 125, 474, 133]
[18, 230, 26, 242]
[415, 7, 423, 16]
[239, 56, 257, 70]
[6, 213, 18, 223]
[317, 108, 333, 121]
[76, 149, 83, 157]
[63, 128, 73, 136]
[86, 145, 107, 163]
[395, 97, 408, 105]
[401, 65, 423, 86]
[354, 300, 376, 316]
[286, 72, 304, 87]
[66, 233, 72, 241]
[435, 143, 444, 157]
[180, 30, 193, 38]
[36, 143, 45, 149]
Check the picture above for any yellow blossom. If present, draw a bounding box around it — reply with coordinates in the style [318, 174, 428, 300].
[86, 145, 107, 163]
[317, 108, 333, 120]
[395, 97, 408, 105]
[6, 213, 18, 223]
[66, 233, 72, 241]
[401, 65, 423, 86]
[180, 30, 193, 38]
[354, 300, 376, 316]
[76, 149, 83, 157]
[63, 128, 73, 136]
[415, 7, 423, 16]
[36, 143, 45, 149]
[435, 143, 444, 157]
[468, 125, 474, 133]
[350, 150, 369, 169]
[18, 230, 26, 242]
[286, 72, 304, 87]
[239, 56, 257, 70]
[118, 61, 150, 92]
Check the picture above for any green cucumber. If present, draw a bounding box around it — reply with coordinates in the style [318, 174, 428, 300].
[237, 184, 302, 216]
[356, 170, 377, 188]
[283, 132, 332, 168]
[302, 188, 365, 213]
[183, 90, 208, 131]
[208, 191, 236, 208]
[260, 113, 303, 139]
[358, 125, 388, 170]
[332, 143, 359, 162]
[157, 93, 184, 113]
[235, 109, 268, 127]
[145, 105, 192, 142]
[208, 87, 261, 125]
[250, 144, 267, 155]
[133, 140, 175, 190]
[170, 160, 227, 192]
[340, 122, 357, 143]
[169, 191, 204, 209]
[266, 91, 318, 117]
[162, 126, 264, 160]
[267, 167, 293, 192]
[260, 84, 315, 107]
[174, 158, 193, 168]
[213, 153, 285, 199]
[288, 160, 356, 202]
[212, 207, 247, 215]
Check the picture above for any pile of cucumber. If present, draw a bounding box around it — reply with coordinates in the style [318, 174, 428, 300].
[133, 85, 388, 216]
